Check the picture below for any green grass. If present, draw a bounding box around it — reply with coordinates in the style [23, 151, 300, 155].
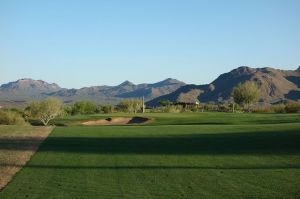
[54, 112, 300, 126]
[1, 113, 300, 198]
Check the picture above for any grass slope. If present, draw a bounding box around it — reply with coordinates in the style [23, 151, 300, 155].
[1, 113, 300, 198]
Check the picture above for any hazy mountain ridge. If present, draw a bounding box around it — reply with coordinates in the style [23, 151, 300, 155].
[1, 66, 299, 107]
[0, 78, 185, 105]
[0, 78, 61, 102]
[0, 78, 61, 92]
[147, 66, 300, 106]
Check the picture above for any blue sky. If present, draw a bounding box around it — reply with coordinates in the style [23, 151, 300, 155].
[1, 0, 299, 88]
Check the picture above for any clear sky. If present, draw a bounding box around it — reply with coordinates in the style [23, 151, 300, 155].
[1, 0, 299, 88]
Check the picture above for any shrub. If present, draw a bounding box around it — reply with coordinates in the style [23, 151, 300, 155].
[218, 104, 231, 112]
[9, 108, 24, 115]
[0, 111, 26, 125]
[117, 99, 143, 113]
[159, 100, 173, 107]
[251, 106, 272, 113]
[102, 105, 114, 114]
[148, 107, 164, 113]
[271, 104, 286, 113]
[285, 102, 300, 113]
[95, 105, 103, 113]
[72, 101, 98, 115]
[203, 104, 219, 111]
[163, 105, 183, 113]
[61, 105, 73, 116]
[190, 107, 199, 112]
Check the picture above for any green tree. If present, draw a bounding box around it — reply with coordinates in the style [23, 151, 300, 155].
[159, 100, 173, 107]
[232, 81, 260, 112]
[102, 105, 114, 114]
[72, 101, 97, 115]
[62, 105, 73, 116]
[117, 99, 143, 113]
[25, 97, 63, 125]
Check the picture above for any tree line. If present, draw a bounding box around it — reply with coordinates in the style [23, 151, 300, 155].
[0, 98, 145, 126]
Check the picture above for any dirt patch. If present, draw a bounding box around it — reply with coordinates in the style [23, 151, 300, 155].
[0, 126, 54, 190]
[82, 117, 151, 126]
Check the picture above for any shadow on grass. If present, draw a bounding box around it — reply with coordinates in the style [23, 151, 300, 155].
[1, 164, 300, 170]
[1, 130, 300, 155]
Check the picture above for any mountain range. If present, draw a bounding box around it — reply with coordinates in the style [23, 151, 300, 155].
[0, 66, 299, 107]
[0, 78, 185, 107]
[147, 66, 300, 106]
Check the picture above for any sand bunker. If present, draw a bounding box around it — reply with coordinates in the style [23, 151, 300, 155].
[82, 117, 151, 126]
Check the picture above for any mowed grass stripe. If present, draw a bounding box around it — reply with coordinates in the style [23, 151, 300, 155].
[1, 114, 300, 198]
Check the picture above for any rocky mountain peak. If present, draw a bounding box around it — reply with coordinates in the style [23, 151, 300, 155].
[0, 78, 61, 91]
[118, 80, 135, 87]
[153, 78, 185, 87]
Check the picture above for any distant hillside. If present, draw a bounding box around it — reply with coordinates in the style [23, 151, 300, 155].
[116, 78, 186, 99]
[1, 66, 299, 107]
[0, 78, 61, 102]
[0, 78, 185, 106]
[147, 66, 300, 106]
